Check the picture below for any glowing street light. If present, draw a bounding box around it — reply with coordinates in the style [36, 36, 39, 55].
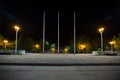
[80, 44, 86, 53]
[3, 40, 8, 49]
[35, 44, 40, 49]
[14, 25, 20, 54]
[109, 41, 114, 53]
[98, 27, 104, 54]
[78, 44, 86, 53]
[64, 48, 68, 53]
[80, 45, 86, 49]
[51, 48, 55, 53]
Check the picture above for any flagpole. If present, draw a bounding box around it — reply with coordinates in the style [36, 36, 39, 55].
[74, 11, 76, 54]
[43, 11, 45, 53]
[58, 11, 60, 53]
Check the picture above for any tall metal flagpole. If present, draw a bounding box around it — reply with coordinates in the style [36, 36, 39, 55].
[74, 11, 76, 54]
[43, 11, 45, 53]
[58, 11, 60, 53]
[15, 30, 18, 54]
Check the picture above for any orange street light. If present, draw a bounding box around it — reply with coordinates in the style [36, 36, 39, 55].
[64, 48, 68, 53]
[80, 44, 86, 53]
[14, 25, 20, 31]
[109, 41, 114, 53]
[98, 27, 104, 33]
[51, 48, 55, 53]
[35, 44, 40, 49]
[3, 40, 8, 49]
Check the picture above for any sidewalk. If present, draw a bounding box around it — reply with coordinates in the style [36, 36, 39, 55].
[0, 54, 120, 65]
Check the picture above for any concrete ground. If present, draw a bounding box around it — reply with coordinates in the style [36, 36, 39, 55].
[0, 66, 120, 80]
[0, 54, 120, 80]
[0, 54, 120, 64]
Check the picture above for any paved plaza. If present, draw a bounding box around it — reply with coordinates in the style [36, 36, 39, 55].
[0, 54, 120, 80]
[0, 65, 120, 80]
[0, 54, 120, 64]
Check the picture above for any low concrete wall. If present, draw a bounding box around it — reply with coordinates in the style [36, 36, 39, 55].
[92, 51, 98, 55]
[18, 50, 26, 54]
[92, 51, 120, 55]
[0, 50, 26, 55]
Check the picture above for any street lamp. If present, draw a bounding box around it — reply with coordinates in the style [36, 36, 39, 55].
[80, 44, 86, 54]
[35, 44, 40, 52]
[3, 40, 8, 50]
[64, 48, 68, 53]
[78, 44, 86, 53]
[35, 44, 40, 49]
[14, 25, 20, 54]
[109, 41, 114, 54]
[98, 27, 104, 55]
[51, 48, 55, 53]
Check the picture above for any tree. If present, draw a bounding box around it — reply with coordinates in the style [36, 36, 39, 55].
[69, 35, 92, 53]
[76, 35, 91, 53]
[69, 37, 75, 53]
[50, 43, 56, 53]
[18, 37, 34, 52]
[112, 34, 120, 51]
[45, 41, 50, 52]
[91, 37, 100, 51]
[91, 36, 108, 52]
[64, 46, 71, 53]
[7, 41, 15, 50]
[0, 33, 3, 39]
[33, 39, 43, 53]
[0, 33, 4, 49]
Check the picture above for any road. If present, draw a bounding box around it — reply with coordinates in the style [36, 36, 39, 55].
[0, 65, 120, 80]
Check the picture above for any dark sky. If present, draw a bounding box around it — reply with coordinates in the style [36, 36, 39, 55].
[0, 0, 120, 46]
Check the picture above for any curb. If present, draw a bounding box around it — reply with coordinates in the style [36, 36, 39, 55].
[0, 63, 120, 66]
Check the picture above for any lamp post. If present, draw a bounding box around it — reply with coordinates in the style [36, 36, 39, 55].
[14, 25, 20, 54]
[109, 41, 114, 53]
[35, 44, 40, 52]
[80, 44, 86, 54]
[51, 48, 55, 53]
[64, 48, 68, 53]
[3, 40, 8, 50]
[98, 27, 104, 55]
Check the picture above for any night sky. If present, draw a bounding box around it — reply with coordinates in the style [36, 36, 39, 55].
[0, 0, 120, 46]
